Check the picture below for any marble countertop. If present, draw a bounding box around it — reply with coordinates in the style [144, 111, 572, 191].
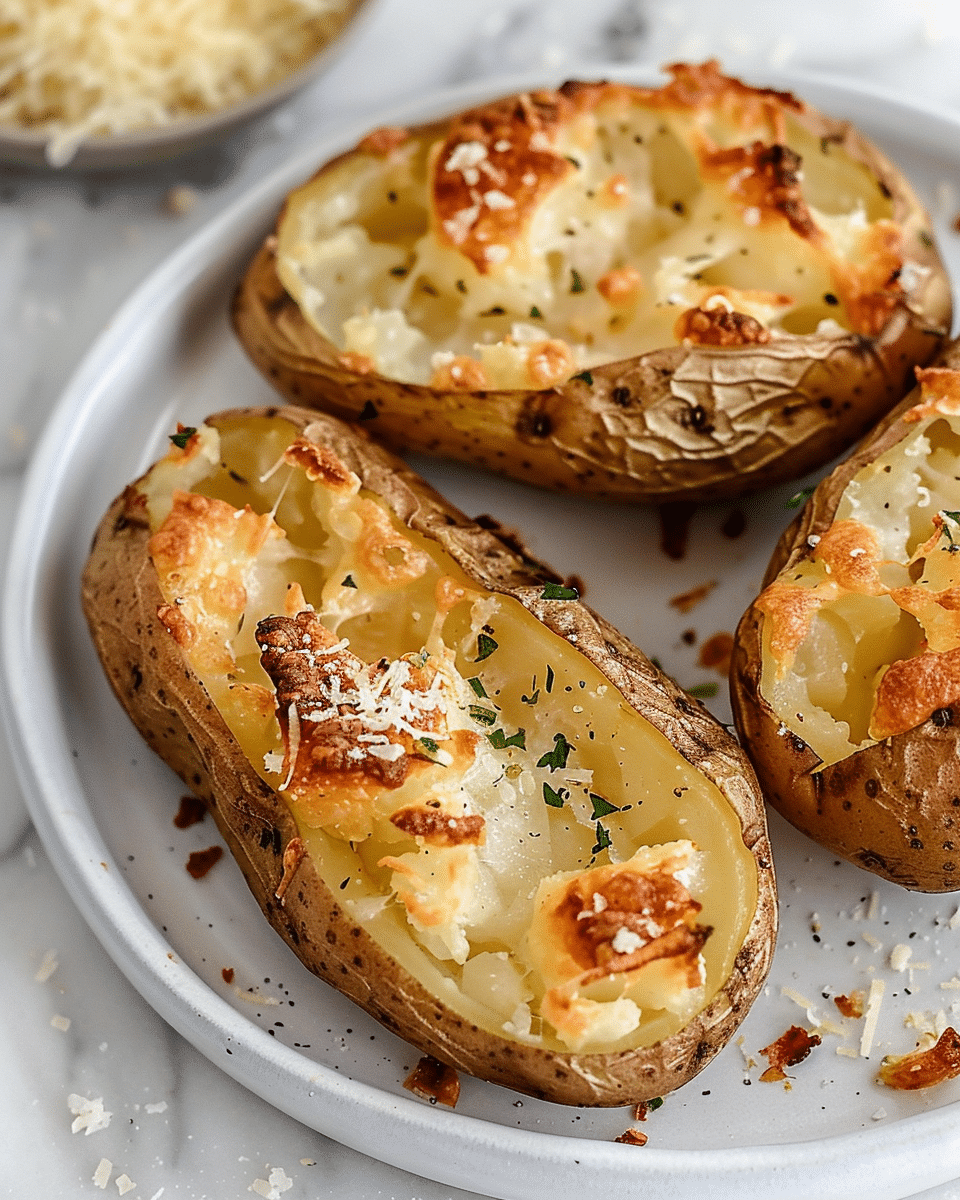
[5, 2, 960, 1196]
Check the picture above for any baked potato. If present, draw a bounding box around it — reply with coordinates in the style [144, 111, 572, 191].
[232, 61, 950, 504]
[731, 342, 960, 893]
[82, 405, 776, 1105]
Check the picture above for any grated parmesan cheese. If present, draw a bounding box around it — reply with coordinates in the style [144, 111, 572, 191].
[860, 978, 886, 1058]
[0, 0, 353, 165]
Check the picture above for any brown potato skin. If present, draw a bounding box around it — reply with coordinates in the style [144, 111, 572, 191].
[231, 90, 950, 505]
[82, 404, 777, 1106]
[731, 342, 960, 893]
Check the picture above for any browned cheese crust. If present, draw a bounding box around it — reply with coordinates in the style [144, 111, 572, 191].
[232, 63, 950, 504]
[82, 404, 776, 1106]
[731, 341, 960, 893]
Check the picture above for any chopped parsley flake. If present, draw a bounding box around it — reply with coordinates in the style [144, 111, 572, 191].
[688, 682, 719, 699]
[488, 727, 527, 750]
[537, 732, 574, 771]
[570, 268, 586, 294]
[416, 737, 445, 763]
[545, 665, 555, 693]
[648, 1097, 664, 1111]
[592, 823, 612, 854]
[543, 782, 567, 808]
[469, 705, 498, 727]
[521, 687, 540, 706]
[571, 370, 593, 385]
[467, 677, 488, 698]
[341, 574, 358, 588]
[529, 305, 543, 319]
[169, 426, 197, 449]
[940, 511, 960, 552]
[786, 487, 814, 508]
[476, 632, 499, 661]
[540, 581, 579, 600]
[589, 793, 619, 820]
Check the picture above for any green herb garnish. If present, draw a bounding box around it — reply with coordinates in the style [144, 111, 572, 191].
[341, 574, 358, 588]
[592, 823, 612, 854]
[540, 581, 580, 600]
[571, 370, 593, 385]
[543, 782, 567, 808]
[488, 727, 527, 750]
[545, 665, 555, 693]
[537, 732, 574, 771]
[467, 677, 488, 698]
[786, 487, 815, 509]
[476, 632, 499, 661]
[521, 687, 540, 706]
[589, 793, 619, 820]
[688, 682, 719, 699]
[469, 705, 498, 727]
[169, 426, 197, 449]
[570, 268, 586, 294]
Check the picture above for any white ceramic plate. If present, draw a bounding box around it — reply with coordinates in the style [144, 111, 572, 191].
[5, 68, 960, 1200]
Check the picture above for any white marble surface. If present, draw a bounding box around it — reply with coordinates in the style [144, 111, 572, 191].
[6, 2, 960, 1196]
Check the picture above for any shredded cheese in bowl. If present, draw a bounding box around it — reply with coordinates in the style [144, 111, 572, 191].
[0, 0, 363, 167]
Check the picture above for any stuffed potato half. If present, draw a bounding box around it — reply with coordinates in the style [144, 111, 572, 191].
[731, 343, 960, 893]
[82, 405, 775, 1105]
[233, 61, 950, 504]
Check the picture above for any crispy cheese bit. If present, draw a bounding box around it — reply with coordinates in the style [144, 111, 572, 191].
[870, 646, 960, 740]
[378, 843, 479, 963]
[429, 354, 489, 391]
[355, 498, 431, 587]
[529, 842, 710, 1050]
[150, 491, 281, 673]
[755, 579, 839, 677]
[669, 580, 717, 613]
[698, 140, 817, 241]
[615, 1128, 649, 1146]
[274, 836, 306, 905]
[390, 803, 485, 847]
[402, 1055, 461, 1107]
[282, 438, 360, 494]
[525, 339, 576, 388]
[600, 173, 631, 207]
[758, 1025, 822, 1083]
[811, 519, 884, 593]
[879, 1027, 960, 1090]
[698, 632, 734, 674]
[256, 609, 462, 832]
[432, 90, 574, 272]
[904, 368, 960, 423]
[597, 266, 644, 306]
[832, 220, 904, 338]
[834, 990, 865, 1019]
[336, 351, 377, 376]
[357, 125, 409, 156]
[674, 304, 770, 347]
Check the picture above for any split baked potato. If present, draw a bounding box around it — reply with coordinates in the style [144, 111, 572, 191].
[731, 342, 960, 893]
[82, 405, 776, 1105]
[232, 61, 950, 504]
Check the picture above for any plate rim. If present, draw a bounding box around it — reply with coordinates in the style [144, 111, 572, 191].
[5, 63, 960, 1200]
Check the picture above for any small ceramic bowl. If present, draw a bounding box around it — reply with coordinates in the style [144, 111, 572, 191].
[0, 0, 372, 170]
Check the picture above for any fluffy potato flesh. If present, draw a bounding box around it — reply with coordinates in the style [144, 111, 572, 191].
[132, 412, 762, 1060]
[275, 62, 936, 390]
[757, 369, 960, 764]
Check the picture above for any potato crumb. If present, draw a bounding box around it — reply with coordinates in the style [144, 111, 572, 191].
[250, 1166, 294, 1197]
[165, 186, 199, 217]
[669, 581, 717, 613]
[68, 1094, 113, 1136]
[615, 1127, 649, 1145]
[92, 1158, 112, 1189]
[890, 943, 912, 972]
[144, 1101, 168, 1114]
[35, 948, 59, 983]
[116, 1175, 136, 1195]
[51, 1013, 71, 1032]
[860, 978, 886, 1058]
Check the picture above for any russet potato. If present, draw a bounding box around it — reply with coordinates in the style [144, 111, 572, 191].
[233, 61, 950, 503]
[732, 342, 960, 893]
[82, 405, 776, 1105]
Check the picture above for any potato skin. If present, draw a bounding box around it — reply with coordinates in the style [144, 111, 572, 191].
[731, 343, 960, 893]
[232, 76, 950, 505]
[82, 404, 776, 1106]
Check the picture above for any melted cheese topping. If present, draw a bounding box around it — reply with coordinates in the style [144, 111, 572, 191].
[760, 368, 960, 762]
[0, 0, 355, 166]
[140, 415, 757, 1049]
[277, 61, 908, 388]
